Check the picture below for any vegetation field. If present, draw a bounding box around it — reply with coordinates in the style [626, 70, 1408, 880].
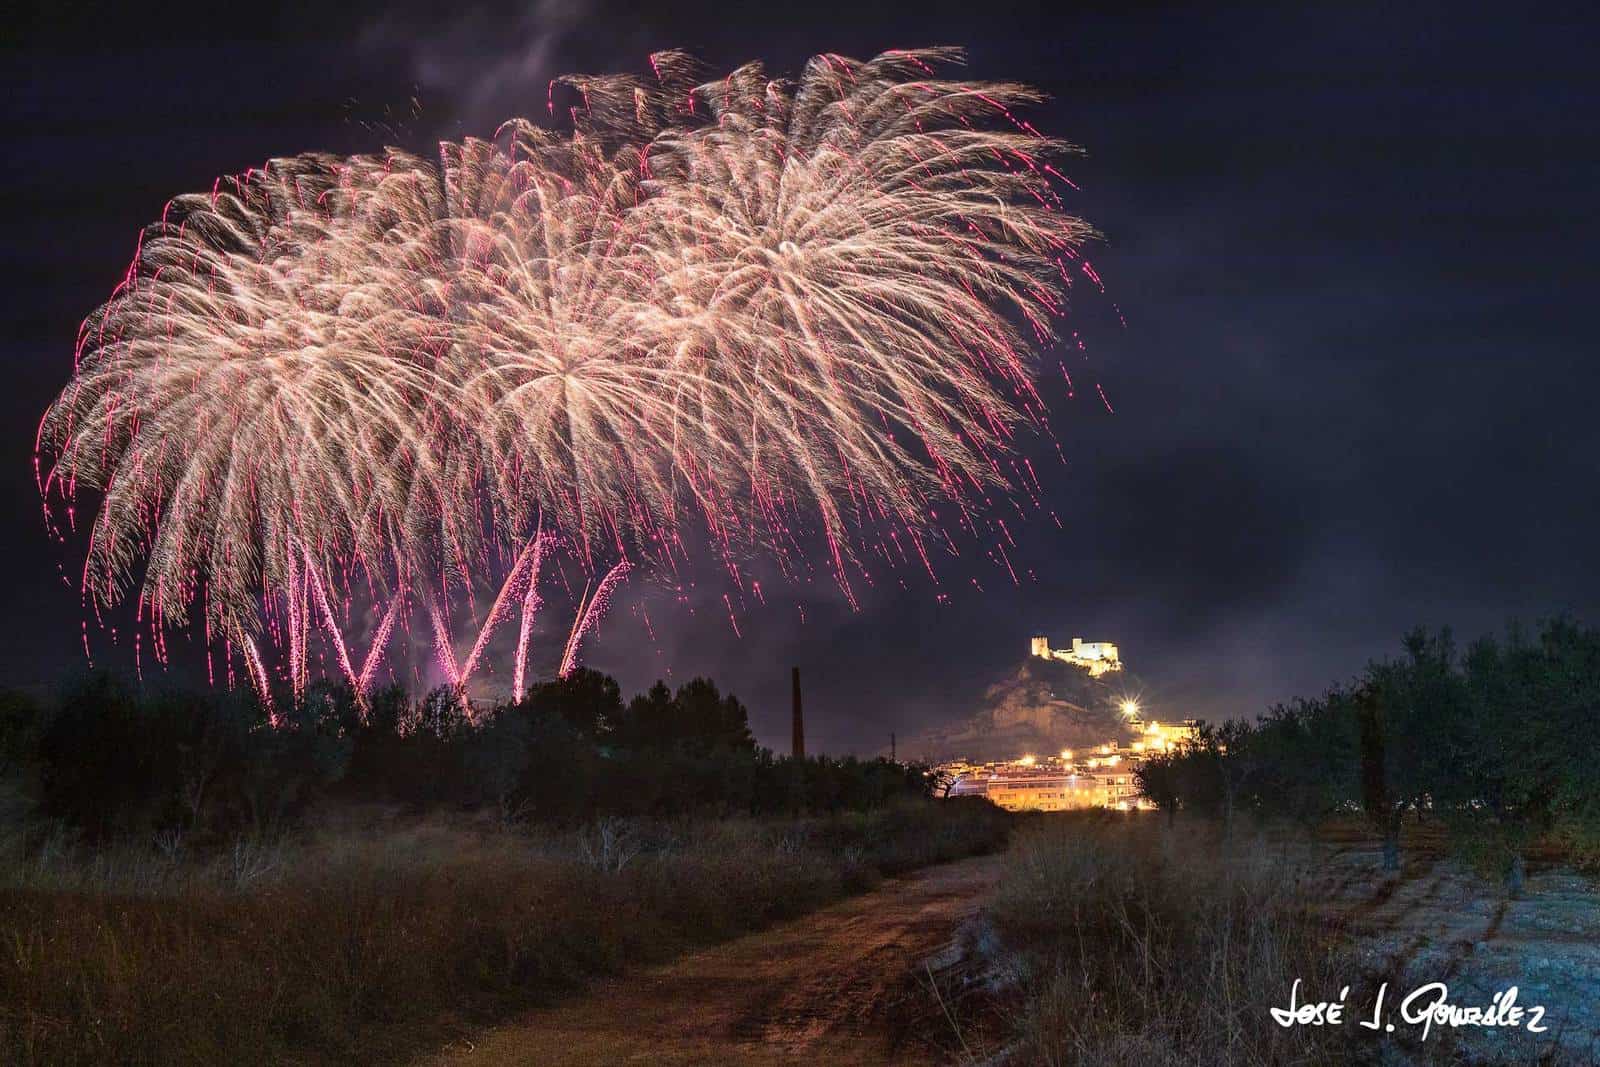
[0, 800, 1010, 1065]
[0, 667, 1011, 1066]
[907, 812, 1595, 1066]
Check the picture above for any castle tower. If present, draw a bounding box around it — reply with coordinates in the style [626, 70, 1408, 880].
[1030, 635, 1051, 659]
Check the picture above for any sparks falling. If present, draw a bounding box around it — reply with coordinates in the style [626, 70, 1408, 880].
[35, 47, 1097, 706]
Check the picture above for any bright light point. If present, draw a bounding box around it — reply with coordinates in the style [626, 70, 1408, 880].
[1060, 749, 1072, 760]
[1019, 754, 1037, 766]
[1120, 699, 1140, 718]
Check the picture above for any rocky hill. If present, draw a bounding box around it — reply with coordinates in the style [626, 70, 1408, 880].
[913, 654, 1139, 762]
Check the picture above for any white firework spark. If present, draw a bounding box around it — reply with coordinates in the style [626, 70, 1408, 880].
[37, 47, 1095, 700]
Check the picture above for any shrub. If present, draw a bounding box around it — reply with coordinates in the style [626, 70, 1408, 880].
[0, 800, 1010, 1066]
[989, 814, 1358, 1066]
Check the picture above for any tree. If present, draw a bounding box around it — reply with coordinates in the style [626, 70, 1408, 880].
[508, 709, 598, 819]
[1358, 628, 1464, 872]
[520, 668, 622, 741]
[612, 677, 756, 756]
[1213, 719, 1261, 839]
[1248, 696, 1360, 829]
[1356, 681, 1406, 872]
[1166, 721, 1223, 821]
[0, 688, 43, 779]
[156, 688, 256, 833]
[235, 684, 351, 832]
[667, 678, 757, 755]
[611, 681, 676, 751]
[1534, 621, 1600, 872]
[1135, 752, 1182, 830]
[38, 672, 161, 839]
[1448, 621, 1597, 896]
[467, 707, 532, 825]
[343, 684, 412, 800]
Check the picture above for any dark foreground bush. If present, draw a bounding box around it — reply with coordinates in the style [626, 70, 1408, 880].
[5, 671, 942, 844]
[0, 798, 1009, 1066]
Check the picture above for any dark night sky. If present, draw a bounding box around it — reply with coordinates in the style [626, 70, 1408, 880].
[4, 1, 1597, 754]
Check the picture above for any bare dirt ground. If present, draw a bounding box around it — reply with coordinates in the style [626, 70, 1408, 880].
[1316, 829, 1600, 1064]
[421, 853, 1002, 1067]
[415, 824, 1598, 1066]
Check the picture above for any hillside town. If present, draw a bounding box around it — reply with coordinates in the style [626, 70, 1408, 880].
[934, 636, 1198, 812]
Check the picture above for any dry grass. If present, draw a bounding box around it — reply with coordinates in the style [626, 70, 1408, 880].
[956, 813, 1582, 1067]
[0, 798, 1009, 1066]
[982, 813, 1364, 1066]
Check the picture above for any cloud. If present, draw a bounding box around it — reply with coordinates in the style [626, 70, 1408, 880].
[357, 0, 596, 132]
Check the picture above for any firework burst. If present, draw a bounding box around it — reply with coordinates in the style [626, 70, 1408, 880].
[631, 49, 1094, 591]
[36, 47, 1096, 704]
[36, 153, 465, 674]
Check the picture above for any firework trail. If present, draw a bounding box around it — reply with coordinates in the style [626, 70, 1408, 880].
[36, 47, 1094, 703]
[558, 559, 634, 678]
[511, 530, 550, 701]
[355, 596, 405, 695]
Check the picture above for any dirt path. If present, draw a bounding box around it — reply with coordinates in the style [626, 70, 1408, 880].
[421, 853, 1003, 1067]
[1319, 843, 1600, 1062]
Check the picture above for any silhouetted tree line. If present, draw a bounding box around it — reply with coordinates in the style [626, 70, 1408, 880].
[0, 668, 933, 842]
[1135, 619, 1600, 895]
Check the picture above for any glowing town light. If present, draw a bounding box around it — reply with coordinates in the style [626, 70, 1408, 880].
[1019, 754, 1037, 767]
[1060, 749, 1073, 760]
[1120, 699, 1140, 718]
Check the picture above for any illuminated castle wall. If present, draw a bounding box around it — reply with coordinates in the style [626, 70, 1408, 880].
[1030, 634, 1123, 677]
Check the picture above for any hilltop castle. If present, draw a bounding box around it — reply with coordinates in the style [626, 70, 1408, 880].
[930, 634, 1198, 812]
[1030, 634, 1123, 677]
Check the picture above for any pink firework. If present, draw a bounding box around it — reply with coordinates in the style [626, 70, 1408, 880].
[36, 48, 1093, 703]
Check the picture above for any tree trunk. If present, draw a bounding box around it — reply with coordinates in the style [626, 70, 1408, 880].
[1381, 811, 1401, 872]
[1506, 852, 1525, 899]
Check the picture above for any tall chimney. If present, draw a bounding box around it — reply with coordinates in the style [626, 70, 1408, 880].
[791, 666, 805, 759]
